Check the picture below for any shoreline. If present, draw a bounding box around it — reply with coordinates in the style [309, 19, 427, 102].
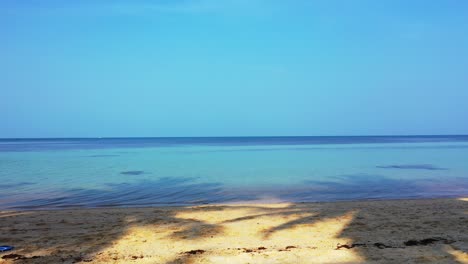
[1, 198, 467, 263]
[4, 195, 467, 212]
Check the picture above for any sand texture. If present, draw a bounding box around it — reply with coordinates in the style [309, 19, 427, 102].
[1, 198, 467, 263]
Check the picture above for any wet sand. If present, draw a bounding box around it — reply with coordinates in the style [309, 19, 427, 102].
[1, 198, 467, 263]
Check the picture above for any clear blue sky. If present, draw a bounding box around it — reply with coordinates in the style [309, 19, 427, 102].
[2, 0, 468, 138]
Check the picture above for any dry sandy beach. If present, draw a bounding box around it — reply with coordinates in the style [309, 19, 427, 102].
[1, 198, 467, 264]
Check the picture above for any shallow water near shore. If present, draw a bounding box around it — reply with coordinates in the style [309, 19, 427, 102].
[1, 136, 468, 209]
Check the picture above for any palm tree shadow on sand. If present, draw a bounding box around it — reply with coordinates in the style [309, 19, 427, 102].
[164, 197, 468, 263]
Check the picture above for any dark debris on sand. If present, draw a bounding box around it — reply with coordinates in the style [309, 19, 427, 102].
[336, 237, 456, 250]
[184, 249, 205, 255]
[404, 237, 455, 246]
[1, 254, 41, 260]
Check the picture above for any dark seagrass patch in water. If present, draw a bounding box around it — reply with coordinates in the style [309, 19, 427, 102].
[376, 164, 448, 171]
[120, 170, 146, 176]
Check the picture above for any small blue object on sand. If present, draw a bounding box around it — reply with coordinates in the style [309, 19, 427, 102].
[0, 246, 14, 252]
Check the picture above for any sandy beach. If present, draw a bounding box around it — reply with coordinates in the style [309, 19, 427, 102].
[1, 198, 467, 264]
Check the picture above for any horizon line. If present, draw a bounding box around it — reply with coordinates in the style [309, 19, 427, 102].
[1, 134, 468, 140]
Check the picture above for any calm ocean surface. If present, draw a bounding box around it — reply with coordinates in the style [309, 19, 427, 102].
[1, 136, 468, 210]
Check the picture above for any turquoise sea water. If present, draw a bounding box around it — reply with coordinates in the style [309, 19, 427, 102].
[1, 136, 467, 209]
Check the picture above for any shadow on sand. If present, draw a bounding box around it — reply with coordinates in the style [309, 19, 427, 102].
[1, 198, 467, 263]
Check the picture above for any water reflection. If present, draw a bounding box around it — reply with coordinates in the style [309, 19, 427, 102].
[3, 178, 226, 210]
[285, 174, 468, 201]
[3, 174, 467, 210]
